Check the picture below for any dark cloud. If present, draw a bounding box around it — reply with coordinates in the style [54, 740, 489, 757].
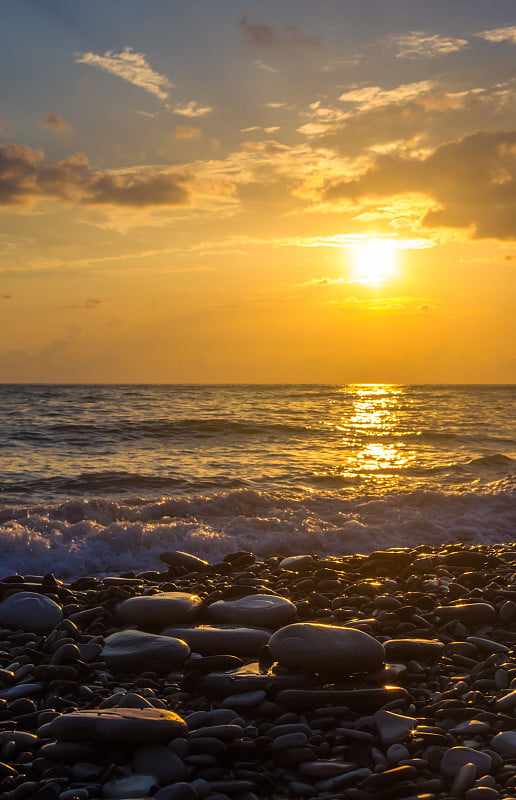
[0, 143, 193, 207]
[324, 130, 516, 240]
[40, 111, 71, 132]
[240, 17, 324, 51]
[0, 293, 11, 299]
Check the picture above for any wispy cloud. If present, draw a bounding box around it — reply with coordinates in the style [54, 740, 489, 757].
[255, 60, 279, 73]
[240, 17, 324, 51]
[40, 111, 71, 133]
[75, 47, 173, 101]
[339, 80, 436, 110]
[175, 126, 202, 140]
[173, 101, 212, 118]
[476, 25, 516, 44]
[394, 32, 468, 59]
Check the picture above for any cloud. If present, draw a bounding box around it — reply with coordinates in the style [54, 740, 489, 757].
[0, 142, 203, 207]
[240, 17, 324, 51]
[393, 32, 468, 59]
[40, 111, 72, 133]
[173, 101, 212, 118]
[0, 293, 11, 300]
[70, 297, 102, 310]
[75, 47, 172, 101]
[335, 296, 436, 312]
[339, 80, 436, 110]
[323, 129, 516, 240]
[175, 126, 202, 140]
[477, 26, 516, 44]
[255, 60, 278, 73]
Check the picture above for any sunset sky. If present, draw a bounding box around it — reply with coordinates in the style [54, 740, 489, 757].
[1, 0, 515, 383]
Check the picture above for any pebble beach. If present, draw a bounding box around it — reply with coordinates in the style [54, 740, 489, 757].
[3, 544, 516, 800]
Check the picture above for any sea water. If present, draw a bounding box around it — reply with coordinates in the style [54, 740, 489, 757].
[0, 384, 514, 578]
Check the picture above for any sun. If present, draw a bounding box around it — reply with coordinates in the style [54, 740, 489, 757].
[351, 238, 398, 285]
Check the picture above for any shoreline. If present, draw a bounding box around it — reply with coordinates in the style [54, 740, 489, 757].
[2, 543, 516, 799]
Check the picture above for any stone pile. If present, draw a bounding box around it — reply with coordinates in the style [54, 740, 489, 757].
[0, 545, 516, 799]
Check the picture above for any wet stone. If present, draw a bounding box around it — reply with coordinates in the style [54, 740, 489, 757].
[268, 623, 385, 675]
[0, 592, 63, 633]
[162, 624, 270, 656]
[115, 591, 202, 629]
[102, 629, 190, 674]
[384, 638, 444, 662]
[37, 707, 188, 742]
[159, 551, 210, 571]
[440, 747, 492, 778]
[206, 594, 297, 627]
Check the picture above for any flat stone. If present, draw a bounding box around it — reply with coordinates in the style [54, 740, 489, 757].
[278, 555, 315, 572]
[155, 783, 197, 800]
[465, 788, 499, 800]
[374, 710, 417, 745]
[275, 686, 408, 711]
[451, 720, 490, 735]
[200, 662, 311, 696]
[162, 624, 270, 656]
[436, 604, 496, 625]
[268, 623, 385, 675]
[299, 761, 355, 778]
[115, 592, 202, 630]
[384, 638, 444, 662]
[159, 551, 210, 571]
[102, 629, 190, 674]
[221, 690, 266, 708]
[467, 636, 509, 654]
[491, 731, 516, 755]
[103, 774, 157, 798]
[494, 689, 516, 712]
[0, 592, 63, 633]
[37, 707, 188, 743]
[206, 594, 296, 627]
[451, 762, 477, 796]
[131, 744, 188, 784]
[440, 746, 492, 778]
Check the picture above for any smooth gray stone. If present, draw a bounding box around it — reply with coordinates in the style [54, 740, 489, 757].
[374, 710, 417, 745]
[494, 689, 516, 711]
[491, 731, 516, 755]
[275, 686, 409, 711]
[299, 761, 356, 778]
[272, 732, 309, 751]
[162, 624, 270, 656]
[131, 744, 188, 784]
[38, 707, 188, 742]
[221, 690, 266, 708]
[207, 594, 296, 627]
[467, 636, 509, 654]
[440, 747, 492, 778]
[0, 682, 44, 700]
[159, 551, 210, 571]
[102, 629, 190, 674]
[115, 592, 202, 630]
[436, 603, 496, 625]
[451, 763, 477, 796]
[269, 623, 385, 674]
[200, 662, 311, 696]
[0, 591, 63, 633]
[155, 784, 197, 800]
[278, 555, 315, 572]
[384, 638, 444, 662]
[103, 773, 157, 798]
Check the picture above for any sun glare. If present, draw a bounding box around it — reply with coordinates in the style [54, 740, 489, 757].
[351, 238, 398, 285]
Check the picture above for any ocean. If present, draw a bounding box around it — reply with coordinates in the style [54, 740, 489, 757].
[0, 384, 514, 579]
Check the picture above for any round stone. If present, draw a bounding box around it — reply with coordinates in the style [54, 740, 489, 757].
[102, 629, 190, 674]
[103, 774, 157, 798]
[0, 591, 63, 633]
[440, 747, 492, 778]
[131, 744, 188, 784]
[268, 623, 385, 675]
[373, 710, 416, 746]
[37, 707, 188, 742]
[206, 594, 296, 627]
[115, 592, 202, 630]
[384, 639, 444, 662]
[161, 624, 270, 656]
[491, 731, 516, 755]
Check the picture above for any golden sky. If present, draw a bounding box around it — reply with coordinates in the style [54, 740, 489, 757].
[0, 0, 515, 382]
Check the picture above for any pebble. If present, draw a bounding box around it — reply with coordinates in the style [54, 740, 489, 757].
[0, 592, 63, 633]
[102, 629, 190, 674]
[268, 623, 385, 674]
[162, 625, 270, 656]
[373, 709, 417, 745]
[115, 592, 203, 629]
[206, 594, 297, 627]
[440, 747, 492, 778]
[37, 707, 188, 742]
[102, 773, 157, 798]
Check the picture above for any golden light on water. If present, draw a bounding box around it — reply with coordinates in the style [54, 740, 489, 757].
[351, 239, 399, 285]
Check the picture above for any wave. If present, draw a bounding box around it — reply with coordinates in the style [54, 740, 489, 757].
[11, 418, 314, 445]
[1, 482, 515, 580]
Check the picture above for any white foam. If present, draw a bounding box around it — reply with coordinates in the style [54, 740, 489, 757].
[1, 482, 515, 579]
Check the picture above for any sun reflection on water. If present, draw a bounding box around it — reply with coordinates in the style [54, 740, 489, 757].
[319, 384, 414, 484]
